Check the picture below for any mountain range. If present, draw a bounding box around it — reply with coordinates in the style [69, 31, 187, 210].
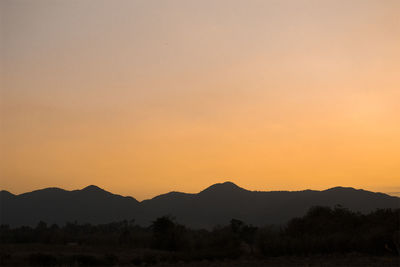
[1, 182, 398, 228]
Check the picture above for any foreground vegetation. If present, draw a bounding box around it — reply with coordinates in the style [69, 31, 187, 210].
[1, 206, 399, 266]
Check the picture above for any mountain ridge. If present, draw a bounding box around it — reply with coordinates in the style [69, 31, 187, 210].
[1, 182, 398, 228]
[2, 182, 395, 201]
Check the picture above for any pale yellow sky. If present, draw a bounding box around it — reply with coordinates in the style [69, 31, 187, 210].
[1, 0, 399, 200]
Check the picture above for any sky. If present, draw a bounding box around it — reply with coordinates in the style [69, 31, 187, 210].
[1, 0, 399, 200]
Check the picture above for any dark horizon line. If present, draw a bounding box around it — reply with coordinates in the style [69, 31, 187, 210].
[2, 181, 399, 202]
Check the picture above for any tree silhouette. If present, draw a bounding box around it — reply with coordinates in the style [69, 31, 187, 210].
[151, 215, 186, 251]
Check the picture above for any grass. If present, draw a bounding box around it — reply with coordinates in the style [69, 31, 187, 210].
[1, 244, 399, 266]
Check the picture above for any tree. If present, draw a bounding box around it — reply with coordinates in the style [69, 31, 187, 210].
[151, 215, 183, 251]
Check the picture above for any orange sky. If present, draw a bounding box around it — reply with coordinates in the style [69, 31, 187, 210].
[1, 0, 399, 200]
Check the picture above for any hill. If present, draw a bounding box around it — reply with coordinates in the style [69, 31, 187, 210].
[1, 182, 398, 228]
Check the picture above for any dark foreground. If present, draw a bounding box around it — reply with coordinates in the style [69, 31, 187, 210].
[0, 244, 399, 266]
[1, 206, 399, 266]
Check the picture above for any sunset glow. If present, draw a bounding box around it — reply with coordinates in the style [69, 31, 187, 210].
[1, 0, 399, 200]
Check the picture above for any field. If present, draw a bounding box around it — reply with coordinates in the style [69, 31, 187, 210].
[1, 207, 399, 266]
[1, 244, 399, 266]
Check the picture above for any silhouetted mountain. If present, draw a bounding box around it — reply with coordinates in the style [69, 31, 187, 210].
[1, 182, 398, 228]
[0, 186, 139, 226]
[0, 190, 15, 199]
[199, 181, 247, 195]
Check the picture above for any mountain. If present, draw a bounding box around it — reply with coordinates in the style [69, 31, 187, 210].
[0, 185, 139, 227]
[1, 182, 398, 228]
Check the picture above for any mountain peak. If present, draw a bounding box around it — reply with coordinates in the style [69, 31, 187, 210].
[200, 181, 246, 194]
[324, 186, 357, 192]
[81, 185, 105, 192]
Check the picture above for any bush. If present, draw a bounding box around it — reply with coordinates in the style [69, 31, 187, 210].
[28, 253, 57, 266]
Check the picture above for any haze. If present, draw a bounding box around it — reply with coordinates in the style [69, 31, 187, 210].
[1, 0, 399, 200]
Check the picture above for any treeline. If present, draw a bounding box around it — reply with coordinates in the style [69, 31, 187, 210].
[1, 206, 399, 264]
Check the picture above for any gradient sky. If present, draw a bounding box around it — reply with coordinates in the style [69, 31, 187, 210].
[1, 0, 399, 200]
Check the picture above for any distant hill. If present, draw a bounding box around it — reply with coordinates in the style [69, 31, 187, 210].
[0, 185, 139, 227]
[1, 182, 398, 228]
